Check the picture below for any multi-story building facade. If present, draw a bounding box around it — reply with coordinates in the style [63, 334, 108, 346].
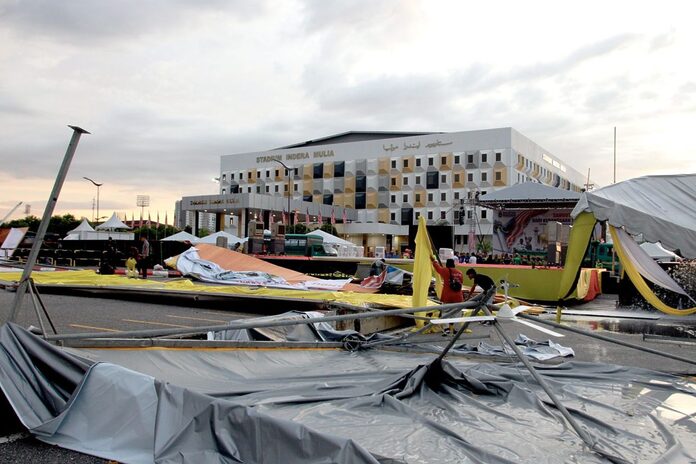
[209, 128, 587, 253]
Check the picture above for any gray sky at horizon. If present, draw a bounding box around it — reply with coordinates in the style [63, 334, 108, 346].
[1, 0, 695, 222]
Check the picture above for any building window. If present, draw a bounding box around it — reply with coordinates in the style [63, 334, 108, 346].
[416, 175, 421, 184]
[265, 170, 270, 178]
[495, 171, 502, 181]
[415, 212, 420, 220]
[230, 173, 235, 180]
[356, 175, 366, 192]
[441, 174, 446, 183]
[415, 193, 421, 203]
[248, 172, 252, 179]
[428, 193, 433, 202]
[454, 155, 460, 164]
[481, 172, 488, 182]
[427, 211, 433, 220]
[256, 186, 260, 193]
[275, 169, 279, 177]
[401, 208, 413, 225]
[441, 211, 446, 219]
[390, 212, 396, 221]
[355, 192, 366, 209]
[416, 158, 421, 167]
[274, 185, 279, 193]
[454, 174, 460, 183]
[482, 153, 487, 163]
[403, 177, 409, 185]
[403, 159, 409, 168]
[426, 171, 439, 189]
[334, 161, 345, 178]
[391, 160, 397, 169]
[323, 194, 333, 205]
[467, 173, 473, 182]
[441, 156, 446, 165]
[248, 187, 252, 193]
[454, 192, 460, 200]
[496, 152, 502, 162]
[391, 194, 396, 203]
[481, 210, 487, 219]
[294, 184, 298, 192]
[391, 177, 397, 186]
[403, 194, 408, 202]
[428, 157, 434, 166]
[221, 188, 226, 194]
[467, 154, 474, 164]
[313, 163, 323, 179]
[221, 173, 226, 181]
[284, 184, 288, 192]
[265, 186, 269, 193]
[303, 194, 313, 202]
[441, 192, 446, 201]
[467, 210, 472, 219]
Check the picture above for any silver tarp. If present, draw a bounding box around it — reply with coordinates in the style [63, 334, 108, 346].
[1, 322, 696, 463]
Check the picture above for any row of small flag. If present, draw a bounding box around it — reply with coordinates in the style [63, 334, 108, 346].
[280, 207, 347, 226]
[119, 211, 169, 229]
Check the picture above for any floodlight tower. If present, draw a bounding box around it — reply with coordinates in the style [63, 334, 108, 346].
[136, 195, 150, 224]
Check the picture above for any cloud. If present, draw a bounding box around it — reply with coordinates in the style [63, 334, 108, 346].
[0, 0, 268, 44]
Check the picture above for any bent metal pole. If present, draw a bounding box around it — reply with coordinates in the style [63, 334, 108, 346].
[8, 126, 90, 323]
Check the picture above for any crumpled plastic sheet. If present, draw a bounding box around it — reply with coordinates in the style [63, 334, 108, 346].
[2, 322, 696, 463]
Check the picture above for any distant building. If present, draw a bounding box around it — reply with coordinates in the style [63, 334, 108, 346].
[180, 128, 589, 255]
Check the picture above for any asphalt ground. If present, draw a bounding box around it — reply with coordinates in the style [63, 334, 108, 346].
[1, 289, 695, 462]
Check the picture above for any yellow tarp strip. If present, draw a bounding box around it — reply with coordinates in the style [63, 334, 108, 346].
[0, 270, 433, 309]
[412, 215, 441, 328]
[610, 225, 696, 316]
[557, 212, 597, 301]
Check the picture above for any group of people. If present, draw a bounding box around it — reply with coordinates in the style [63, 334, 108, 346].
[103, 236, 151, 279]
[430, 256, 495, 304]
[454, 251, 549, 267]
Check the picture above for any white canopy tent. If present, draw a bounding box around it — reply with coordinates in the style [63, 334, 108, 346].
[195, 231, 245, 246]
[68, 218, 95, 234]
[572, 174, 696, 258]
[639, 242, 681, 263]
[306, 229, 353, 246]
[95, 213, 131, 231]
[161, 231, 197, 242]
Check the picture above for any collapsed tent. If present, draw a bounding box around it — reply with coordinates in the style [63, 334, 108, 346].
[1, 323, 694, 463]
[0, 227, 28, 259]
[559, 174, 696, 314]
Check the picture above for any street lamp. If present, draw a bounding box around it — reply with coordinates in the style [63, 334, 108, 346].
[83, 177, 103, 222]
[271, 159, 293, 227]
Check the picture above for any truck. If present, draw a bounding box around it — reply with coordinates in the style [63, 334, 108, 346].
[284, 234, 338, 257]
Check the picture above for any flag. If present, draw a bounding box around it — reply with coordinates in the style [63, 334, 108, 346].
[282, 211, 287, 225]
[412, 215, 442, 309]
[306, 208, 310, 226]
[342, 208, 347, 223]
[294, 209, 299, 225]
[318, 209, 323, 225]
[331, 208, 336, 225]
[147, 212, 151, 228]
[360, 269, 387, 289]
[164, 211, 168, 227]
[157, 211, 160, 226]
[139, 210, 143, 228]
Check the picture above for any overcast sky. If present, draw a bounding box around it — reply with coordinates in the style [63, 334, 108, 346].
[1, 0, 694, 223]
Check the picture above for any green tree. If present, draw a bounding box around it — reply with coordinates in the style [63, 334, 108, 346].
[3, 215, 41, 231]
[319, 223, 339, 236]
[287, 223, 308, 234]
[198, 228, 211, 238]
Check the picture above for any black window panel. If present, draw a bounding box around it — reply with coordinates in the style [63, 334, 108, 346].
[416, 158, 421, 167]
[467, 154, 474, 163]
[401, 208, 413, 225]
[426, 171, 439, 189]
[313, 163, 323, 179]
[303, 194, 313, 202]
[428, 158, 434, 166]
[323, 194, 333, 205]
[334, 161, 345, 178]
[482, 153, 488, 163]
[231, 185, 240, 194]
[356, 175, 366, 192]
[391, 160, 396, 168]
[355, 192, 366, 209]
[496, 152, 502, 161]
[454, 156, 460, 164]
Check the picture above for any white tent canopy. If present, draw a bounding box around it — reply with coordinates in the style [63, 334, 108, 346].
[306, 229, 353, 246]
[95, 212, 131, 231]
[639, 242, 681, 262]
[195, 231, 245, 246]
[161, 231, 197, 242]
[68, 218, 95, 234]
[572, 174, 696, 258]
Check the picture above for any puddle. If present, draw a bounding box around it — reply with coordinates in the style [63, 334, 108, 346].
[569, 318, 696, 340]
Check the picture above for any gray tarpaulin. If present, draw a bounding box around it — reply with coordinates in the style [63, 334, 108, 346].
[2, 322, 696, 463]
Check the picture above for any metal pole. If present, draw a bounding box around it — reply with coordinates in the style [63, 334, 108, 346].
[43, 300, 483, 342]
[485, 309, 626, 463]
[613, 127, 616, 184]
[8, 126, 90, 322]
[520, 314, 696, 367]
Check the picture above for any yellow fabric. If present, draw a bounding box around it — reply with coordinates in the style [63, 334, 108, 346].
[557, 212, 597, 301]
[610, 226, 696, 316]
[412, 216, 440, 328]
[575, 267, 591, 300]
[0, 270, 432, 309]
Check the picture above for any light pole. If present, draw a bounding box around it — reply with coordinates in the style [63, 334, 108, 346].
[271, 159, 293, 228]
[83, 176, 103, 222]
